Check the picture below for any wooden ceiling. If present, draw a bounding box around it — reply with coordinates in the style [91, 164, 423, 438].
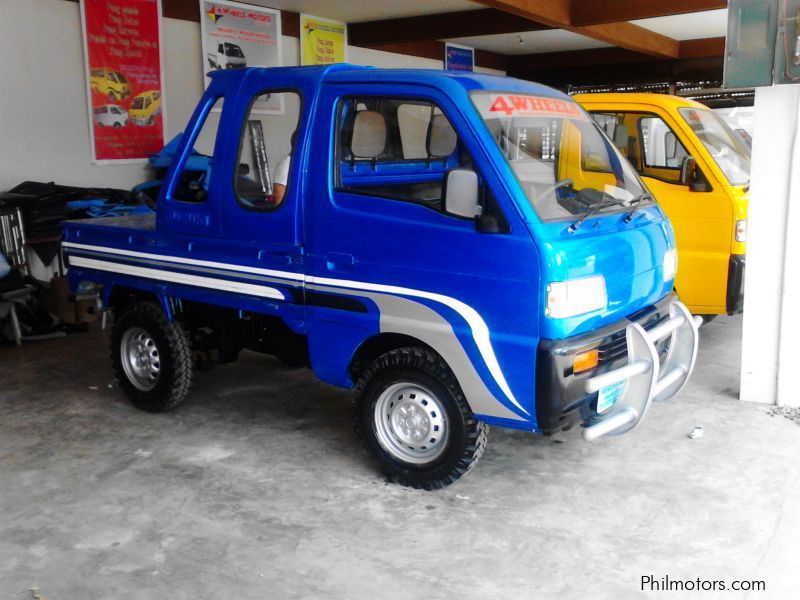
[351, 0, 728, 86]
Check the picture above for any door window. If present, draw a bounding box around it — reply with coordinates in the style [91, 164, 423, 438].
[590, 111, 690, 184]
[336, 97, 470, 213]
[234, 91, 302, 211]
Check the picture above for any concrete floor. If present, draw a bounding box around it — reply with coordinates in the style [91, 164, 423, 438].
[1, 315, 799, 599]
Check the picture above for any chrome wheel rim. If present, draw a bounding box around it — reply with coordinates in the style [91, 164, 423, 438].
[374, 383, 447, 464]
[120, 327, 161, 391]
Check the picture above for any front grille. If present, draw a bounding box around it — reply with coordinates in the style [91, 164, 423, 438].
[597, 311, 669, 366]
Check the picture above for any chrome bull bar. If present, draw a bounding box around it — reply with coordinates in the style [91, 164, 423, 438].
[582, 301, 702, 442]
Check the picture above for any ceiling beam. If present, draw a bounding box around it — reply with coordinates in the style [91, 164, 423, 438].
[679, 36, 726, 58]
[570, 0, 727, 27]
[348, 9, 550, 47]
[473, 0, 680, 58]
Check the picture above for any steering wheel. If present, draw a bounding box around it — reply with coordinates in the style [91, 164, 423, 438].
[541, 178, 574, 198]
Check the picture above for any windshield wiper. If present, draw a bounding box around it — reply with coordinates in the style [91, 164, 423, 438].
[622, 193, 654, 223]
[567, 199, 624, 233]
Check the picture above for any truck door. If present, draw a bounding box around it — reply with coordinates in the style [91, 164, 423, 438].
[303, 84, 538, 421]
[217, 71, 318, 316]
[592, 110, 732, 313]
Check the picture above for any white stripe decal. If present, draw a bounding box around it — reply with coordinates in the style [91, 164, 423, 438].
[63, 242, 304, 281]
[69, 256, 285, 301]
[306, 275, 528, 416]
[66, 243, 527, 416]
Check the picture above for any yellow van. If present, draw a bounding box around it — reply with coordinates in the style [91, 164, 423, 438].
[129, 90, 162, 126]
[90, 68, 131, 101]
[575, 93, 749, 317]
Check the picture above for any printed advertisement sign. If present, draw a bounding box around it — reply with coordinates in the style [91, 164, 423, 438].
[300, 14, 347, 66]
[80, 0, 166, 164]
[200, 0, 282, 113]
[445, 43, 474, 72]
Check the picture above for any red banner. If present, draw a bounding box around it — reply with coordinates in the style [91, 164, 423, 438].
[81, 0, 165, 163]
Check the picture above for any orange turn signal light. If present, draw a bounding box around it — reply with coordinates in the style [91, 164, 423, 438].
[573, 349, 599, 374]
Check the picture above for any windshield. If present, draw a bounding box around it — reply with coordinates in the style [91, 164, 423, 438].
[131, 97, 145, 109]
[225, 43, 244, 57]
[471, 92, 649, 222]
[678, 107, 750, 186]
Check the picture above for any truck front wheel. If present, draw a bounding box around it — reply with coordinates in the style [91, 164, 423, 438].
[111, 302, 193, 412]
[354, 347, 487, 490]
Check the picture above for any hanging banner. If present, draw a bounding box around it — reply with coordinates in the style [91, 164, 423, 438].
[80, 0, 166, 164]
[200, 0, 282, 113]
[300, 14, 347, 66]
[445, 43, 474, 72]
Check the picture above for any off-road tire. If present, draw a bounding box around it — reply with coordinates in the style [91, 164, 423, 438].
[354, 347, 487, 490]
[111, 302, 193, 412]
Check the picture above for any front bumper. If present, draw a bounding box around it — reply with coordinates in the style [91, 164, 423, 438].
[580, 301, 701, 441]
[535, 294, 701, 439]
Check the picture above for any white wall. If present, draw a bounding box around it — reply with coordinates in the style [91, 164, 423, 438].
[0, 0, 504, 192]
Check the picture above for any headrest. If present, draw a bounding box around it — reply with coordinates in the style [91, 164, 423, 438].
[612, 124, 629, 150]
[426, 114, 457, 157]
[351, 111, 386, 158]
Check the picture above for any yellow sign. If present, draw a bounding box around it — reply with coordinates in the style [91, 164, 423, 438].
[300, 14, 347, 65]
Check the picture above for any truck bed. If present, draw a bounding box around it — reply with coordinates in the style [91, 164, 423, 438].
[62, 213, 156, 247]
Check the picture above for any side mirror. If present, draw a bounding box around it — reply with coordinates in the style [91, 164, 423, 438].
[443, 168, 481, 219]
[680, 155, 712, 192]
[679, 156, 696, 186]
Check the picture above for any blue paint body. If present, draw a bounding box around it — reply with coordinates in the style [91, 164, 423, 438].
[63, 65, 676, 433]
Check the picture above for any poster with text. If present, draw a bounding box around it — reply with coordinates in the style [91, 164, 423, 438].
[300, 14, 346, 66]
[445, 43, 474, 72]
[80, 0, 166, 163]
[200, 0, 282, 113]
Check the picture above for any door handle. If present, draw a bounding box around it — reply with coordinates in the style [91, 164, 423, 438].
[257, 251, 295, 267]
[325, 252, 355, 271]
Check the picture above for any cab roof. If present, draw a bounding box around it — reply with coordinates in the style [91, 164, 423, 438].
[208, 64, 571, 101]
[571, 92, 710, 111]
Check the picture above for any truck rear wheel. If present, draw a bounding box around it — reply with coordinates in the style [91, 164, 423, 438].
[354, 347, 487, 490]
[111, 302, 193, 412]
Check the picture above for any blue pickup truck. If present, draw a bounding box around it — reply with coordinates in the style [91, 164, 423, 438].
[63, 65, 701, 489]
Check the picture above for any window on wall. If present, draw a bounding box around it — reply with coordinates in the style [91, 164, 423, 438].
[336, 96, 470, 212]
[170, 97, 223, 203]
[235, 91, 302, 211]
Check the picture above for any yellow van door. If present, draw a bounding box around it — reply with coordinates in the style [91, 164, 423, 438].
[592, 110, 732, 314]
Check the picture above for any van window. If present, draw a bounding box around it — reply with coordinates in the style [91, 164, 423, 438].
[590, 111, 690, 184]
[336, 96, 468, 212]
[679, 107, 750, 186]
[235, 91, 302, 211]
[169, 97, 224, 203]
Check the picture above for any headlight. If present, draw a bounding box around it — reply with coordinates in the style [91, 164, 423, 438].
[735, 219, 747, 243]
[545, 275, 607, 319]
[663, 248, 678, 282]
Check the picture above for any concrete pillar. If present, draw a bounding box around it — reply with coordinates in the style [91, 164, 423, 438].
[740, 85, 800, 407]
